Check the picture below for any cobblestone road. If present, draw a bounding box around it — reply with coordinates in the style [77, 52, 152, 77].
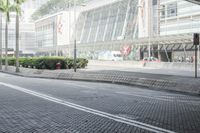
[0, 73, 200, 133]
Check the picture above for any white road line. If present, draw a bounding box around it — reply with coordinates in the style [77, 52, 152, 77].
[63, 83, 98, 90]
[115, 92, 175, 102]
[116, 92, 200, 105]
[0, 82, 176, 133]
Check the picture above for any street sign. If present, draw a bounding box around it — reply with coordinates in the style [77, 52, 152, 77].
[193, 33, 199, 45]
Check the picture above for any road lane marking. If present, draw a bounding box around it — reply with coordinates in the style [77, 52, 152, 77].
[115, 91, 174, 102]
[115, 91, 200, 105]
[0, 82, 176, 133]
[63, 83, 98, 90]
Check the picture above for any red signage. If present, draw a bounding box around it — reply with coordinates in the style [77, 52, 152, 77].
[121, 45, 132, 56]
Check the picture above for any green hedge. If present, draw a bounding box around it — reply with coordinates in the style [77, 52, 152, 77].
[1, 57, 88, 70]
[1, 57, 16, 66]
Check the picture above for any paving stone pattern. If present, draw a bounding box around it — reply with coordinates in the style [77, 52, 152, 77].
[0, 87, 151, 133]
[0, 73, 200, 133]
[17, 80, 200, 133]
[1, 66, 200, 95]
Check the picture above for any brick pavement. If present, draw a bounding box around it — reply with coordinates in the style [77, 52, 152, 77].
[0, 86, 152, 133]
[0, 66, 200, 95]
[0, 74, 200, 133]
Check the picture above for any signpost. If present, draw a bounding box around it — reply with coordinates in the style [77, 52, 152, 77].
[193, 33, 199, 78]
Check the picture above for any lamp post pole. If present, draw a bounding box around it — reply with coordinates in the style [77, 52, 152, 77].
[68, 2, 71, 57]
[0, 13, 2, 71]
[148, 0, 152, 60]
[73, 0, 77, 72]
[16, 11, 20, 72]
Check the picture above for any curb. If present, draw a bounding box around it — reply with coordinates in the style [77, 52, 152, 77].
[1, 70, 199, 96]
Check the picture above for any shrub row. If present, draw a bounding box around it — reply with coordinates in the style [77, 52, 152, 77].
[1, 57, 88, 70]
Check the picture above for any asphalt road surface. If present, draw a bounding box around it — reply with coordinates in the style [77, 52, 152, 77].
[0, 73, 200, 133]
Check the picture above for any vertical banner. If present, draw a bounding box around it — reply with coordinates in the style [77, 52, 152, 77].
[57, 13, 68, 46]
[138, 0, 149, 38]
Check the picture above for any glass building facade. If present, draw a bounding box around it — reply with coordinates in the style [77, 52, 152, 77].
[35, 11, 75, 56]
[36, 18, 55, 48]
[73, 0, 200, 62]
[160, 0, 200, 35]
[34, 0, 140, 57]
[33, 0, 200, 62]
[77, 0, 139, 44]
[71, 0, 140, 60]
[0, 0, 47, 56]
[0, 13, 36, 56]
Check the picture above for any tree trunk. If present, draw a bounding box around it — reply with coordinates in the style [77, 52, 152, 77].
[16, 13, 19, 72]
[5, 19, 8, 71]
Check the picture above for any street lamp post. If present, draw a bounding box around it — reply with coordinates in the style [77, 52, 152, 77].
[0, 13, 2, 71]
[72, 1, 86, 72]
[16, 10, 20, 73]
[68, 2, 71, 57]
[73, 0, 77, 72]
[148, 0, 152, 60]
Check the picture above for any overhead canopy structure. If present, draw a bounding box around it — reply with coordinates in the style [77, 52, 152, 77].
[186, 0, 200, 5]
[35, 33, 194, 52]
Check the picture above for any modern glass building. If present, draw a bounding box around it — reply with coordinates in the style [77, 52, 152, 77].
[35, 11, 71, 56]
[158, 0, 200, 61]
[72, 0, 141, 60]
[0, 0, 47, 56]
[34, 0, 141, 59]
[34, 7, 84, 56]
[77, 0, 139, 43]
[160, 0, 200, 35]
[0, 13, 36, 56]
[74, 0, 200, 61]
[34, 0, 200, 62]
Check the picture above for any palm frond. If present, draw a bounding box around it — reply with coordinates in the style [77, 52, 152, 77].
[14, 0, 26, 5]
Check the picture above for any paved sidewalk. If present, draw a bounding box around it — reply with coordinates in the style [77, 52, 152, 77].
[87, 60, 200, 77]
[1, 66, 200, 95]
[1, 73, 200, 133]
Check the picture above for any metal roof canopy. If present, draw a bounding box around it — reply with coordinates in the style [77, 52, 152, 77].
[78, 33, 194, 47]
[186, 0, 200, 5]
[36, 33, 195, 52]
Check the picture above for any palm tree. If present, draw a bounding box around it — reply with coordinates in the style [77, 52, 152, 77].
[0, 0, 12, 71]
[14, 0, 26, 73]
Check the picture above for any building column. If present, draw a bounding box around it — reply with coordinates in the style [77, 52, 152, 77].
[111, 3, 120, 40]
[79, 12, 88, 43]
[86, 12, 95, 43]
[121, 0, 132, 39]
[103, 6, 111, 41]
[94, 12, 102, 42]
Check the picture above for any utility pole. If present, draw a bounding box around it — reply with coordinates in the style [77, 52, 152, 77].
[68, 2, 71, 57]
[157, 0, 161, 61]
[73, 0, 77, 72]
[0, 13, 2, 70]
[16, 12, 20, 72]
[148, 0, 152, 60]
[194, 33, 199, 78]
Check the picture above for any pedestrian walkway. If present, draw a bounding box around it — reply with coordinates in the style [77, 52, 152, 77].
[0, 65, 200, 95]
[87, 60, 200, 77]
